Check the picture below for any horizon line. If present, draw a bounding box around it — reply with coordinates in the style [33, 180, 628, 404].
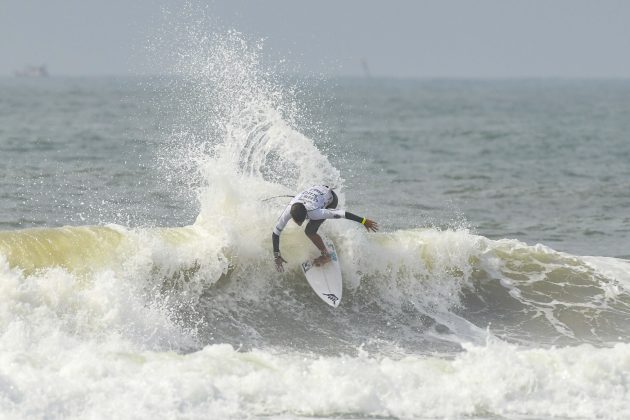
[2, 73, 630, 82]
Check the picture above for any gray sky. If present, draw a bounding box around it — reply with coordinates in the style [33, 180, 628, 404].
[1, 0, 629, 78]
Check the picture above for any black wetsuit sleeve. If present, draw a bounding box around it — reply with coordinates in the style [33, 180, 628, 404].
[344, 212, 364, 223]
[272, 232, 280, 253]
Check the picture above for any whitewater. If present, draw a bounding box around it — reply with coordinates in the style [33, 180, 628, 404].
[1, 31, 630, 419]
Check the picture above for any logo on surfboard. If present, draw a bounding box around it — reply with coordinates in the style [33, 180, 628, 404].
[301, 261, 312, 273]
[323, 293, 339, 304]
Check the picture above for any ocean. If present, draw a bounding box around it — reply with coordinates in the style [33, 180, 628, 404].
[1, 32, 630, 419]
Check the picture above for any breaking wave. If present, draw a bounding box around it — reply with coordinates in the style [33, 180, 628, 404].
[2, 27, 630, 419]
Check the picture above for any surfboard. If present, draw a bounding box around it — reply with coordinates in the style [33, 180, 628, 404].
[300, 238, 343, 307]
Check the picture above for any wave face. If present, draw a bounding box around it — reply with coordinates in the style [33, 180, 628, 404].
[2, 225, 629, 350]
[2, 224, 630, 418]
[2, 30, 630, 419]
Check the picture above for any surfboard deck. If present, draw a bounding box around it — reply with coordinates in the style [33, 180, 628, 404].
[300, 238, 342, 307]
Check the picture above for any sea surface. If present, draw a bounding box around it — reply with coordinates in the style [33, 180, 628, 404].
[1, 32, 630, 419]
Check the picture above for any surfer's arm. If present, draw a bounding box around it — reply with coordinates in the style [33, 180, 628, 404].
[344, 211, 366, 223]
[272, 232, 287, 272]
[344, 211, 379, 232]
[272, 206, 291, 272]
[272, 232, 281, 253]
[310, 209, 378, 231]
[273, 206, 292, 237]
[307, 208, 345, 220]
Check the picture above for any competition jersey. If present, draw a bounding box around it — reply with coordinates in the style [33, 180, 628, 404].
[273, 185, 345, 236]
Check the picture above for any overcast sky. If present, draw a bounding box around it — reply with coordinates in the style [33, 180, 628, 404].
[1, 0, 629, 78]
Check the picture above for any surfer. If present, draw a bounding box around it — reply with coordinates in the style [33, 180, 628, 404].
[272, 185, 378, 272]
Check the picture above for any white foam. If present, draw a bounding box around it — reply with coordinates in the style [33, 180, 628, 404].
[583, 255, 630, 293]
[335, 228, 483, 312]
[3, 333, 629, 419]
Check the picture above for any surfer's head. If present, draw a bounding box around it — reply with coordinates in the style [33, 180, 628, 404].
[290, 203, 307, 226]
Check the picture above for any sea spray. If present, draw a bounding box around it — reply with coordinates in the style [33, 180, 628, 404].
[153, 28, 342, 207]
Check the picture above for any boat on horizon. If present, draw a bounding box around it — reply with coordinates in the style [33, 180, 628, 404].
[14, 65, 49, 78]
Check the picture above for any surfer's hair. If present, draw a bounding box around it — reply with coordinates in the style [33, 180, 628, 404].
[290, 203, 307, 224]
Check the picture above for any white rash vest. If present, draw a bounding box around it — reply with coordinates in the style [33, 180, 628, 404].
[273, 185, 345, 236]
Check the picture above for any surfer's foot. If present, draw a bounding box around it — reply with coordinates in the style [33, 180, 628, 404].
[313, 254, 331, 266]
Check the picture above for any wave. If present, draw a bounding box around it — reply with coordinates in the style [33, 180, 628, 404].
[2, 27, 629, 354]
[2, 224, 629, 352]
[0, 225, 125, 273]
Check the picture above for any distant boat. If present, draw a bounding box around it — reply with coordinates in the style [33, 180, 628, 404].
[14, 65, 49, 78]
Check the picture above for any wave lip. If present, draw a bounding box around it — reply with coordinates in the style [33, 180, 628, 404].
[0, 225, 125, 273]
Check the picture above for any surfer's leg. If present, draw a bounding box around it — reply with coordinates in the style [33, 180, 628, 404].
[305, 220, 328, 261]
[305, 219, 325, 247]
[305, 219, 325, 236]
[306, 191, 338, 265]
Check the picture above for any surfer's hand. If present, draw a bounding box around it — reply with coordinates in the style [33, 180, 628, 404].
[364, 219, 379, 232]
[274, 255, 287, 272]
